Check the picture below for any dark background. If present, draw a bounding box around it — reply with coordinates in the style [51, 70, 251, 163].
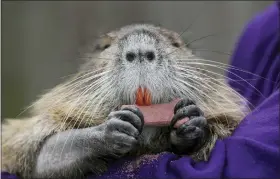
[2, 1, 272, 118]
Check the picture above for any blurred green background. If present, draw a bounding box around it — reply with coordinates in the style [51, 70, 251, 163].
[2, 1, 272, 119]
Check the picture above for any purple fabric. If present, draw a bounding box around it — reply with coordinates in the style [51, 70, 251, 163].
[2, 2, 279, 179]
[1, 172, 18, 179]
[227, 1, 280, 108]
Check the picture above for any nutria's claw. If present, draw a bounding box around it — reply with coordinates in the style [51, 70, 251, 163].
[104, 107, 144, 156]
[170, 98, 204, 129]
[170, 98, 209, 155]
[173, 98, 196, 114]
[121, 106, 144, 133]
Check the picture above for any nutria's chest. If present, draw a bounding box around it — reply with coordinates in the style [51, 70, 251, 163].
[128, 126, 171, 155]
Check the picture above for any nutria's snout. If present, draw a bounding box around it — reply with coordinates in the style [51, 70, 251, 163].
[98, 24, 188, 105]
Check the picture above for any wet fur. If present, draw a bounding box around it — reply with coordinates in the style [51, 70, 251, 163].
[2, 24, 250, 178]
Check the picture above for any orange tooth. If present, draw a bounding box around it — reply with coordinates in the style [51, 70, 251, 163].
[144, 88, 152, 105]
[136, 87, 152, 106]
[136, 87, 144, 106]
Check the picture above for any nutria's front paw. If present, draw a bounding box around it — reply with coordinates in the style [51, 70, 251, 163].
[170, 98, 209, 155]
[103, 106, 144, 157]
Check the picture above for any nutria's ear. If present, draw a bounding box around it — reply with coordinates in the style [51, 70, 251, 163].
[159, 28, 185, 48]
[95, 35, 114, 51]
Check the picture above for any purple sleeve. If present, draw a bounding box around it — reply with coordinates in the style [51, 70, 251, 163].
[227, 2, 280, 107]
[91, 2, 280, 179]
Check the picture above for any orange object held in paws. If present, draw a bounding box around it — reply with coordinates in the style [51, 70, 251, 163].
[136, 87, 152, 106]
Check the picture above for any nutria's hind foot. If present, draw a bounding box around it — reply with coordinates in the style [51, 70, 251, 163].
[170, 98, 210, 156]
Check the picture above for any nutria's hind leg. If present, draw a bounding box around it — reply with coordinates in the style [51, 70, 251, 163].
[169, 98, 211, 158]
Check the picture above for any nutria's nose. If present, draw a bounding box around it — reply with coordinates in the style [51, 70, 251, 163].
[125, 51, 156, 62]
[145, 51, 155, 61]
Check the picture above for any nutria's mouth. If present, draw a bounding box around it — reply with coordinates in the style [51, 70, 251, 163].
[135, 87, 152, 106]
[113, 87, 153, 111]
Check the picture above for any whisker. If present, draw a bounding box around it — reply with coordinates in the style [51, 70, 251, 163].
[51, 71, 112, 156]
[191, 48, 232, 56]
[86, 85, 117, 128]
[60, 66, 108, 80]
[174, 65, 254, 109]
[177, 9, 203, 39]
[59, 74, 112, 129]
[57, 78, 113, 160]
[177, 70, 246, 108]
[172, 76, 225, 125]
[175, 62, 266, 99]
[185, 32, 221, 47]
[179, 68, 249, 125]
[35, 70, 112, 124]
[67, 81, 115, 153]
[72, 79, 114, 129]
[15, 68, 109, 118]
[166, 31, 225, 57]
[176, 57, 276, 83]
[61, 69, 110, 89]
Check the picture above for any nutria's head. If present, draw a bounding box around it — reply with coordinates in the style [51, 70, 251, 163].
[36, 24, 248, 124]
[79, 24, 197, 106]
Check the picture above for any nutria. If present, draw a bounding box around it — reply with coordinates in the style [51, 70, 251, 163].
[2, 24, 250, 179]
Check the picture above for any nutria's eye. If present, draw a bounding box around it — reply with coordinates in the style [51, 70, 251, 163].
[103, 44, 110, 49]
[97, 43, 111, 51]
[96, 42, 111, 51]
[172, 42, 180, 48]
[95, 35, 113, 51]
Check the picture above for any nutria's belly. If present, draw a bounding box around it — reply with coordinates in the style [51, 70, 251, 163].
[128, 126, 171, 156]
